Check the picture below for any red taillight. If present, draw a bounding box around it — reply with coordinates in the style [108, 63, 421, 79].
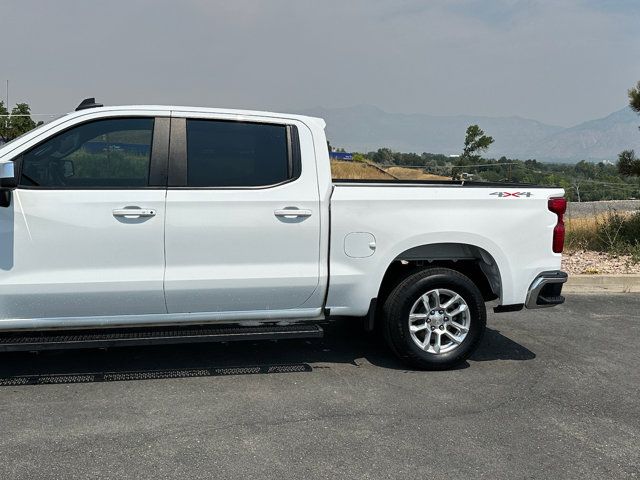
[552, 222, 565, 253]
[548, 197, 567, 215]
[548, 197, 566, 253]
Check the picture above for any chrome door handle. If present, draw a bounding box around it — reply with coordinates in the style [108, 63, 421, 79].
[113, 208, 156, 218]
[274, 208, 313, 218]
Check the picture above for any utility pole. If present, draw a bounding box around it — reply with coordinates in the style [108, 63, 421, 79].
[5, 80, 8, 109]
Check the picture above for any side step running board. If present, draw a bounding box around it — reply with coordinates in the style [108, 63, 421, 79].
[0, 324, 324, 352]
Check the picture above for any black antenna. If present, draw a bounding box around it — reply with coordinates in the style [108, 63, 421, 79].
[75, 98, 103, 111]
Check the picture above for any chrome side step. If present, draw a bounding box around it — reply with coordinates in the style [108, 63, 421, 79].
[0, 308, 325, 332]
[0, 324, 323, 352]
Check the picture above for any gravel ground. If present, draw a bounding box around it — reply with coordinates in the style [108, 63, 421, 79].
[563, 249, 640, 274]
[566, 200, 640, 218]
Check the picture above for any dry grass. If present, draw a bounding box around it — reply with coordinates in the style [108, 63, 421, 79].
[331, 160, 396, 180]
[565, 213, 630, 252]
[384, 166, 450, 181]
[565, 216, 599, 251]
[565, 211, 640, 265]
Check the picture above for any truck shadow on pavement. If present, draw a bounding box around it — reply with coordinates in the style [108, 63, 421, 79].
[0, 320, 535, 386]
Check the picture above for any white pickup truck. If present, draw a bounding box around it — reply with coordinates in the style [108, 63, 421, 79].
[0, 99, 567, 369]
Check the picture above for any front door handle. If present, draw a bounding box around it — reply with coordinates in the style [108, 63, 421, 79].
[113, 207, 157, 218]
[274, 208, 313, 218]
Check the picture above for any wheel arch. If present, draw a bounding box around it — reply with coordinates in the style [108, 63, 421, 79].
[326, 233, 512, 321]
[373, 242, 503, 323]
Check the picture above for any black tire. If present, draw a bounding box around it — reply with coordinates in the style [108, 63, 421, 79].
[382, 267, 486, 370]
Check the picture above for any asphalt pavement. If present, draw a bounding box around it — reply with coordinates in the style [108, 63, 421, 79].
[0, 294, 638, 479]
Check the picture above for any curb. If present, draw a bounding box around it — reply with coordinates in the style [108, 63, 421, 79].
[564, 274, 640, 293]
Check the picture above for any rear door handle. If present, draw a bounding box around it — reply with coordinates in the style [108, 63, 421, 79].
[274, 208, 313, 218]
[113, 208, 157, 218]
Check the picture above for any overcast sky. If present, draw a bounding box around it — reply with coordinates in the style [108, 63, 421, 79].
[3, 0, 639, 126]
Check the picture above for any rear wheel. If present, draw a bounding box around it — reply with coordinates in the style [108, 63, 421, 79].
[382, 267, 486, 370]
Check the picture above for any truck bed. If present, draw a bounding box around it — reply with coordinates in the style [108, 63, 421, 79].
[325, 181, 564, 316]
[332, 179, 550, 188]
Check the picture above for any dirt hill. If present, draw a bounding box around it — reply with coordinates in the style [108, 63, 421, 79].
[384, 166, 450, 181]
[331, 160, 396, 180]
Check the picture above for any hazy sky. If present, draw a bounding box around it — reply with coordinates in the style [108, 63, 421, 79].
[3, 0, 639, 126]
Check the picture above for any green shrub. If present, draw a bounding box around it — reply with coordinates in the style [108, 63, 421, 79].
[618, 211, 640, 243]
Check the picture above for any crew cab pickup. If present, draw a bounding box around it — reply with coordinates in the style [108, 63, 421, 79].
[0, 99, 567, 369]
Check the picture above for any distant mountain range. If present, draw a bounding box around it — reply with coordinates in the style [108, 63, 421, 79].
[297, 105, 640, 163]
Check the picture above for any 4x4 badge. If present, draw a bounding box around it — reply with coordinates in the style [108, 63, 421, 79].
[490, 192, 533, 198]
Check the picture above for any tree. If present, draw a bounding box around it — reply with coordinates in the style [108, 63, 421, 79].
[453, 124, 494, 179]
[630, 80, 640, 114]
[617, 150, 640, 176]
[0, 101, 8, 143]
[0, 102, 39, 143]
[370, 148, 395, 165]
[618, 80, 640, 176]
[8, 103, 37, 140]
[461, 125, 494, 163]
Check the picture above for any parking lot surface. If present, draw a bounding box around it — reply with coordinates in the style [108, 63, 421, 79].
[1, 294, 639, 479]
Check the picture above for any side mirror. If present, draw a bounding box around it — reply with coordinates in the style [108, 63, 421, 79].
[0, 160, 17, 190]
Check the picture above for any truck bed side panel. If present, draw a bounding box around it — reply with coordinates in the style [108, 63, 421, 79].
[327, 184, 564, 316]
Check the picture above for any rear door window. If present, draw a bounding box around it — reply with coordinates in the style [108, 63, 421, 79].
[185, 119, 292, 187]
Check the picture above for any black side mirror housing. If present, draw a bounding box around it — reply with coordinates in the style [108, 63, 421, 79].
[0, 176, 17, 190]
[0, 190, 11, 208]
[0, 160, 17, 207]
